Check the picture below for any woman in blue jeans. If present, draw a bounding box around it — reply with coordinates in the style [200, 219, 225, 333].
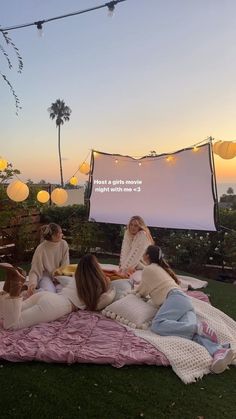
[136, 245, 234, 374]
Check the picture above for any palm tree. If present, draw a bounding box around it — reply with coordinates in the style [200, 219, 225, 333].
[48, 99, 72, 187]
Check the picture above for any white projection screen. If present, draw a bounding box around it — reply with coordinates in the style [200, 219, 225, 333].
[88, 144, 218, 231]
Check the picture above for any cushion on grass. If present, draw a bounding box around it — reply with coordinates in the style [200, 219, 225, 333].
[55, 275, 72, 287]
[110, 279, 132, 301]
[102, 293, 157, 329]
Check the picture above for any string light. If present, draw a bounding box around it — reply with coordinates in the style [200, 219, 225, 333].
[115, 159, 118, 164]
[193, 146, 199, 152]
[0, 0, 127, 33]
[36, 21, 44, 37]
[166, 155, 174, 162]
[138, 162, 142, 166]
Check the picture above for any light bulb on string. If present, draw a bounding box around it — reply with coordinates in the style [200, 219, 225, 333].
[107, 2, 115, 17]
[36, 21, 44, 37]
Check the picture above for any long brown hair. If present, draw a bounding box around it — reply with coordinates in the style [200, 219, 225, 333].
[145, 245, 180, 285]
[127, 215, 154, 244]
[75, 254, 109, 311]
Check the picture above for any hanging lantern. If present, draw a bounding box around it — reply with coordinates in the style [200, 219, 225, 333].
[79, 162, 90, 175]
[37, 190, 50, 203]
[69, 176, 78, 186]
[213, 141, 223, 155]
[0, 157, 8, 171]
[217, 141, 236, 159]
[7, 180, 29, 202]
[51, 188, 68, 205]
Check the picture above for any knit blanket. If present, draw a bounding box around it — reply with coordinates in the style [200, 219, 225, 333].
[134, 297, 236, 384]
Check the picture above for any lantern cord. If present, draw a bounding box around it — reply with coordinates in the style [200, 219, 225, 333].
[65, 151, 91, 185]
[0, 0, 127, 33]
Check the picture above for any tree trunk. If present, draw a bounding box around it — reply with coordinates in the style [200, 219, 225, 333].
[58, 124, 64, 187]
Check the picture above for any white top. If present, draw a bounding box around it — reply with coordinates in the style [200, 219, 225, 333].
[58, 277, 85, 309]
[136, 263, 179, 308]
[119, 230, 152, 271]
[28, 239, 70, 288]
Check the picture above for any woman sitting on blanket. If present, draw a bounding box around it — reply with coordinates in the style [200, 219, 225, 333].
[118, 216, 154, 277]
[27, 223, 70, 296]
[0, 254, 114, 330]
[135, 245, 234, 374]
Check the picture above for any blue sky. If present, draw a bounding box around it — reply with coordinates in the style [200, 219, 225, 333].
[1, 0, 236, 187]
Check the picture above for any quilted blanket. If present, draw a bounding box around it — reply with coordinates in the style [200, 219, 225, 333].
[0, 310, 168, 366]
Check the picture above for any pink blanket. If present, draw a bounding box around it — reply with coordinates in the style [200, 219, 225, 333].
[0, 291, 209, 366]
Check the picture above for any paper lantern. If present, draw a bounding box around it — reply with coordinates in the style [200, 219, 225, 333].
[51, 188, 68, 205]
[37, 190, 50, 203]
[7, 180, 29, 202]
[69, 176, 78, 186]
[79, 162, 90, 175]
[0, 158, 8, 171]
[217, 141, 236, 159]
[213, 141, 223, 155]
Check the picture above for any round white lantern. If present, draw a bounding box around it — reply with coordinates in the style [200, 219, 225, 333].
[213, 141, 222, 155]
[217, 141, 236, 159]
[69, 176, 78, 186]
[7, 180, 29, 202]
[51, 188, 68, 205]
[37, 190, 50, 203]
[79, 162, 90, 175]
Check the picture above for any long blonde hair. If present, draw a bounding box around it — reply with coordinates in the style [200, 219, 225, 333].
[75, 254, 109, 311]
[127, 216, 154, 244]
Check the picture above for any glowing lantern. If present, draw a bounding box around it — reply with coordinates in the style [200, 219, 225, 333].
[217, 141, 236, 159]
[51, 188, 68, 205]
[7, 180, 29, 202]
[0, 157, 8, 171]
[37, 190, 50, 203]
[213, 141, 223, 155]
[69, 176, 78, 186]
[79, 162, 90, 175]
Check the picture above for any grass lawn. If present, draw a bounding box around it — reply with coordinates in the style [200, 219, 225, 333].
[0, 260, 235, 419]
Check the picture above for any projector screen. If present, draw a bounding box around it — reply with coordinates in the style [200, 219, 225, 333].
[88, 144, 218, 231]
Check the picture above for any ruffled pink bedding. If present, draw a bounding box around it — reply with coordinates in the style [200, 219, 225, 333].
[0, 291, 209, 366]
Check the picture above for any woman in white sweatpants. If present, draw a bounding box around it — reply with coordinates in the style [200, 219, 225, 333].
[0, 275, 85, 330]
[0, 255, 115, 330]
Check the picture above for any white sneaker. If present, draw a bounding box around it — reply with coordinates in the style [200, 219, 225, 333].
[211, 348, 234, 374]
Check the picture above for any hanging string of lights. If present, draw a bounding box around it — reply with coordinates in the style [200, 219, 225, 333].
[0, 0, 127, 33]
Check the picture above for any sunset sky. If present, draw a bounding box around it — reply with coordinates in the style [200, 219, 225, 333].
[1, 0, 236, 191]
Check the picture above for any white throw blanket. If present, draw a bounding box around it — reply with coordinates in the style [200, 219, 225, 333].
[134, 297, 236, 384]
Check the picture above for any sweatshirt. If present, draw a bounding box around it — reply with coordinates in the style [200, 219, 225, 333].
[136, 263, 179, 308]
[120, 230, 152, 271]
[28, 239, 70, 288]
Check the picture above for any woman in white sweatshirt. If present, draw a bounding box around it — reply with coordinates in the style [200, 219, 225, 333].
[136, 245, 234, 374]
[0, 255, 115, 330]
[119, 216, 154, 276]
[27, 223, 70, 295]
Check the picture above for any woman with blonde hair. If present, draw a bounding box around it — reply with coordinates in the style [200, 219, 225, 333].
[27, 223, 70, 296]
[119, 215, 154, 276]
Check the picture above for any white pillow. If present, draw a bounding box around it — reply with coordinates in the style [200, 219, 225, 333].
[102, 294, 157, 329]
[110, 279, 132, 301]
[55, 275, 72, 287]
